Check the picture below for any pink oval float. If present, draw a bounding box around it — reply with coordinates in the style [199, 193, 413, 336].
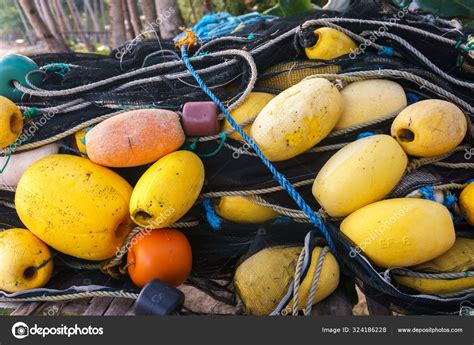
[0, 143, 60, 186]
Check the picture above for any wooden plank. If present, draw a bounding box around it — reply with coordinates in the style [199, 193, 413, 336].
[60, 297, 94, 316]
[83, 297, 114, 316]
[32, 302, 66, 316]
[180, 285, 236, 315]
[311, 287, 353, 316]
[366, 296, 392, 315]
[103, 298, 136, 316]
[10, 302, 42, 316]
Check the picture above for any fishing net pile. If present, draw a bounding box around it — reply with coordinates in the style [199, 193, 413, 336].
[0, 0, 472, 315]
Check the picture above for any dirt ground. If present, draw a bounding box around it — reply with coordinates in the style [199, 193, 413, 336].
[0, 40, 48, 57]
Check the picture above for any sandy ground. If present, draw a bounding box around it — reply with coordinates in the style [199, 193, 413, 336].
[0, 41, 48, 57]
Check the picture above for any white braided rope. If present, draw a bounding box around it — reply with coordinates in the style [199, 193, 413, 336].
[369, 32, 473, 89]
[406, 145, 471, 173]
[299, 18, 465, 48]
[200, 178, 315, 199]
[0, 200, 15, 209]
[292, 245, 329, 316]
[0, 185, 16, 192]
[391, 268, 474, 280]
[304, 247, 330, 315]
[292, 247, 306, 315]
[14, 54, 223, 97]
[0, 110, 126, 155]
[327, 110, 401, 137]
[432, 162, 474, 169]
[0, 290, 139, 302]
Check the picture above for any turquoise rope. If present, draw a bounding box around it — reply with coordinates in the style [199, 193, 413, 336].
[23, 107, 40, 118]
[0, 149, 13, 174]
[187, 133, 227, 157]
[33, 257, 53, 271]
[59, 143, 83, 155]
[42, 63, 72, 77]
[180, 45, 336, 254]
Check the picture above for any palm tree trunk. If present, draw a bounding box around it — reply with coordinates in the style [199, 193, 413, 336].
[139, 0, 157, 24]
[203, 0, 213, 13]
[127, 0, 142, 36]
[66, 0, 94, 51]
[53, 0, 72, 33]
[84, 0, 101, 33]
[155, 0, 182, 39]
[41, 0, 66, 44]
[33, 0, 47, 23]
[13, 0, 36, 44]
[19, 0, 70, 52]
[121, 0, 135, 39]
[51, 0, 69, 41]
[109, 0, 127, 48]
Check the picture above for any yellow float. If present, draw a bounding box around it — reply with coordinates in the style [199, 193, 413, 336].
[221, 92, 275, 140]
[15, 154, 134, 260]
[335, 79, 407, 129]
[130, 150, 205, 228]
[0, 95, 23, 149]
[460, 182, 474, 226]
[250, 78, 343, 162]
[304, 27, 357, 60]
[215, 196, 278, 224]
[340, 198, 455, 268]
[312, 135, 407, 217]
[234, 246, 339, 315]
[391, 99, 467, 157]
[0, 228, 53, 292]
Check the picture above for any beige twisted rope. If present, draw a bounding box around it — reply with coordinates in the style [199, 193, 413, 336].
[0, 110, 126, 156]
[200, 179, 315, 199]
[406, 145, 470, 174]
[0, 185, 16, 192]
[305, 71, 473, 113]
[0, 290, 139, 302]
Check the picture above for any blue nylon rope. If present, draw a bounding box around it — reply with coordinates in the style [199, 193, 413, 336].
[203, 198, 222, 230]
[180, 45, 336, 255]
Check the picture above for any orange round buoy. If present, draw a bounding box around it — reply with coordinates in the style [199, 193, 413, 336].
[127, 229, 192, 288]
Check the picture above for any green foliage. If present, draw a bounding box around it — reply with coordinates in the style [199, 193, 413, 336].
[392, 0, 474, 18]
[0, 0, 23, 36]
[264, 0, 315, 16]
[178, 0, 279, 25]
